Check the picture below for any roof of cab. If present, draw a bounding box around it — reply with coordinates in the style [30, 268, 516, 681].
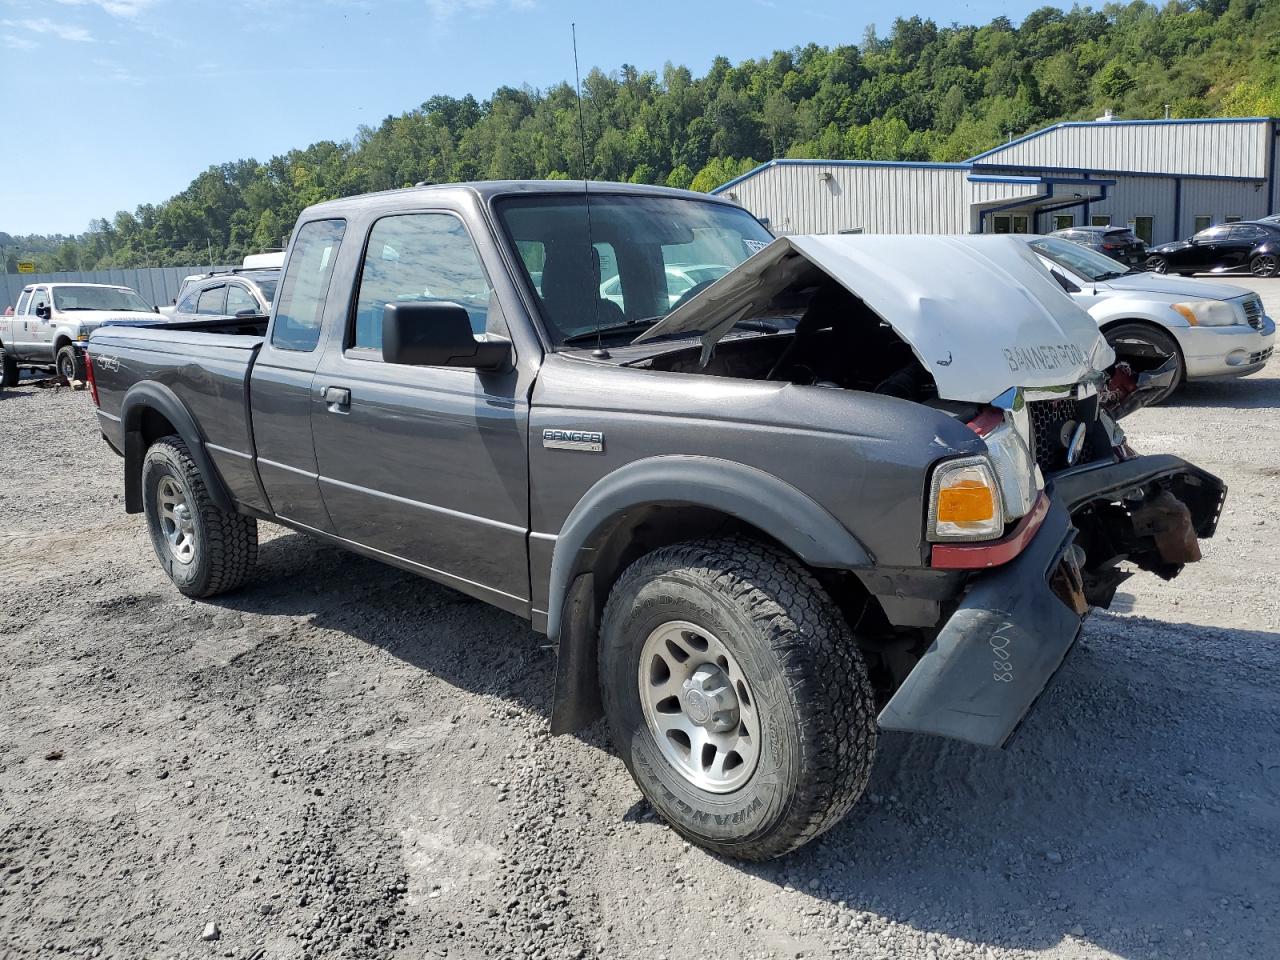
[299, 180, 740, 219]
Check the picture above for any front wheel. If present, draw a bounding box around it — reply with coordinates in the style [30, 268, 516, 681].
[1250, 253, 1279, 278]
[142, 437, 258, 597]
[1146, 255, 1168, 274]
[599, 538, 877, 860]
[56, 344, 84, 383]
[1105, 322, 1185, 405]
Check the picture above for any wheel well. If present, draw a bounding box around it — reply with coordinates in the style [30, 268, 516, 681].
[54, 335, 73, 352]
[550, 504, 872, 734]
[138, 407, 178, 445]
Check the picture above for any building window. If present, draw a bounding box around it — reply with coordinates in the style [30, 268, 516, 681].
[1194, 215, 1212, 232]
[1132, 216, 1154, 245]
[1054, 215, 1075, 230]
[991, 214, 1029, 234]
[1225, 215, 1242, 223]
[1091, 215, 1111, 227]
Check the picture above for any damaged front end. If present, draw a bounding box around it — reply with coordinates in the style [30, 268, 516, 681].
[631, 232, 1224, 749]
[880, 395, 1225, 748]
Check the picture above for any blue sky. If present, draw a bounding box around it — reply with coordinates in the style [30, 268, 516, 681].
[1, 0, 1031, 235]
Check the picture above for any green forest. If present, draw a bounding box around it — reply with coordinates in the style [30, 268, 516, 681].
[4, 0, 1279, 273]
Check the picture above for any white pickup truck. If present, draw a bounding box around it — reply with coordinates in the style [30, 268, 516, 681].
[0, 282, 160, 385]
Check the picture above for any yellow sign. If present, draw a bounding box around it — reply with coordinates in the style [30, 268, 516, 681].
[16, 260, 35, 274]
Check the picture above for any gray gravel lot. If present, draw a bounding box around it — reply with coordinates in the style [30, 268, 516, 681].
[1, 278, 1278, 960]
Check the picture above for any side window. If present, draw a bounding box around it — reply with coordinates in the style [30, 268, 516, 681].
[225, 284, 258, 314]
[15, 291, 31, 316]
[176, 289, 200, 315]
[197, 285, 226, 315]
[272, 219, 346, 352]
[1230, 225, 1265, 242]
[31, 288, 48, 314]
[350, 213, 491, 353]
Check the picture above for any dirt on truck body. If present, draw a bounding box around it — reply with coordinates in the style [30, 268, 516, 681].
[85, 181, 1224, 860]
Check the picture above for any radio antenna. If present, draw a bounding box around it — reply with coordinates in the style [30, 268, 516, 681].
[572, 23, 607, 358]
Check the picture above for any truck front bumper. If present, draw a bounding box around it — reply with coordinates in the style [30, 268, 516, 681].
[877, 454, 1224, 748]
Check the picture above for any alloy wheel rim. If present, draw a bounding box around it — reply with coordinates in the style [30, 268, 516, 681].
[1254, 256, 1277, 277]
[157, 475, 196, 564]
[637, 620, 761, 793]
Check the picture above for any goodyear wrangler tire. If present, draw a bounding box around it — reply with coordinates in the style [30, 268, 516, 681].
[599, 537, 877, 860]
[142, 437, 257, 598]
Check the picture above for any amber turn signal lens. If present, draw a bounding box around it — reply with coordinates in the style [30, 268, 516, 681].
[936, 479, 996, 523]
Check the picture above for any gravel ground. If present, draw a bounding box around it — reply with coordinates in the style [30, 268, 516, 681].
[2, 279, 1278, 960]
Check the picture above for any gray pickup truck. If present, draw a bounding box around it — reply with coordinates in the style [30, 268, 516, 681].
[87, 182, 1225, 860]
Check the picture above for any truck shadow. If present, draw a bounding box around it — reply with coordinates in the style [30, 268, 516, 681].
[739, 611, 1280, 959]
[209, 530, 601, 739]
[212, 533, 1279, 958]
[1164, 372, 1279, 410]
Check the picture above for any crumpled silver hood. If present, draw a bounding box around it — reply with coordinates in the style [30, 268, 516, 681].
[636, 234, 1115, 403]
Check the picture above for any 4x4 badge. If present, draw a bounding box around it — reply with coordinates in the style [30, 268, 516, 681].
[542, 428, 604, 452]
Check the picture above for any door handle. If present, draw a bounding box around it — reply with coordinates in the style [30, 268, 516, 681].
[323, 385, 351, 412]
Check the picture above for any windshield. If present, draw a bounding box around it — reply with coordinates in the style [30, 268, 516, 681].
[494, 193, 773, 346]
[1029, 237, 1132, 281]
[52, 286, 151, 312]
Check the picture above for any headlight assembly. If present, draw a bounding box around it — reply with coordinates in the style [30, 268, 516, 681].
[1172, 300, 1240, 327]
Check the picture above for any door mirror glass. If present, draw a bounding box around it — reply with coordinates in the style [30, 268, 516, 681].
[381, 302, 509, 370]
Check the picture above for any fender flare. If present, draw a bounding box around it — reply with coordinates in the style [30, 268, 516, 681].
[544, 455, 874, 733]
[120, 380, 235, 515]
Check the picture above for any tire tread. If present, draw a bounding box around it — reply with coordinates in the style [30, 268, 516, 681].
[601, 536, 877, 860]
[146, 437, 257, 597]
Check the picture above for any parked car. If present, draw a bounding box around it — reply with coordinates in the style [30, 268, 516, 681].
[1050, 225, 1147, 266]
[167, 269, 280, 324]
[1146, 220, 1280, 278]
[601, 263, 730, 311]
[87, 182, 1223, 860]
[0, 282, 159, 385]
[1028, 236, 1274, 403]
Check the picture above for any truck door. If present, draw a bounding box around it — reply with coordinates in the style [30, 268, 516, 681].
[4, 288, 32, 357]
[249, 218, 348, 533]
[30, 286, 54, 359]
[309, 210, 531, 616]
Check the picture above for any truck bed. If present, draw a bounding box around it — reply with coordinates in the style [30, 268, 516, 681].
[88, 321, 266, 513]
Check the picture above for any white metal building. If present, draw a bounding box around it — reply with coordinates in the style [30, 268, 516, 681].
[712, 117, 1280, 245]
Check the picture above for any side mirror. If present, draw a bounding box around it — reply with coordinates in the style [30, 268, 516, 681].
[235, 308, 260, 319]
[381, 302, 509, 371]
[153, 305, 161, 313]
[35, 304, 51, 320]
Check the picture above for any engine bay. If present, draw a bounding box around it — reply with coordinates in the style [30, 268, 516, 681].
[631, 275, 941, 404]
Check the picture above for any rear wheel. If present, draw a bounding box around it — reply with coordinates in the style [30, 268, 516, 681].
[1146, 255, 1168, 274]
[56, 344, 84, 383]
[1104, 322, 1185, 405]
[0, 350, 17, 388]
[599, 537, 877, 860]
[142, 437, 257, 598]
[1250, 253, 1279, 278]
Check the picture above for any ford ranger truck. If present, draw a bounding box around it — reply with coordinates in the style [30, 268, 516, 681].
[86, 182, 1225, 861]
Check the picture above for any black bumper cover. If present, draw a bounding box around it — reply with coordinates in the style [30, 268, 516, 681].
[877, 454, 1224, 748]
